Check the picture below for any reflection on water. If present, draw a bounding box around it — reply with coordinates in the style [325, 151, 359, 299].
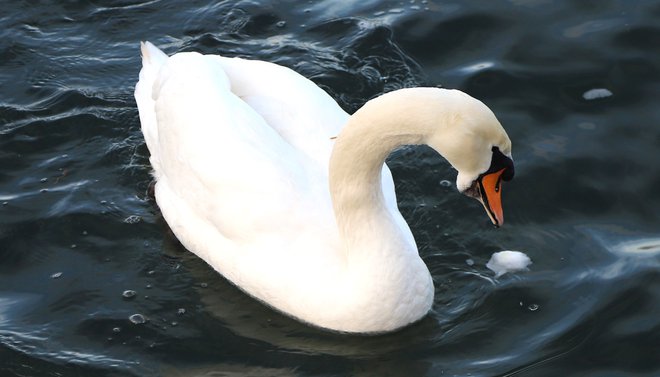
[1, 0, 660, 376]
[581, 225, 660, 257]
[613, 235, 660, 256]
[619, 239, 660, 254]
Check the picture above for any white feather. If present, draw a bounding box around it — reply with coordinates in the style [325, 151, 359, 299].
[487, 251, 532, 278]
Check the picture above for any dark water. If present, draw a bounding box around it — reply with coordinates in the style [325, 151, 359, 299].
[2, 0, 660, 376]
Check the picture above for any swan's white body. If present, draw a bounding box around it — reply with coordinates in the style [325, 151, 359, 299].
[135, 42, 512, 333]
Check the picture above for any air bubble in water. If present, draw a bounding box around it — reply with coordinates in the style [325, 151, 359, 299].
[129, 314, 147, 324]
[124, 215, 142, 224]
[122, 290, 137, 299]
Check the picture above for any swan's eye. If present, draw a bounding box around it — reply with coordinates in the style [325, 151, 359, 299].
[491, 146, 514, 182]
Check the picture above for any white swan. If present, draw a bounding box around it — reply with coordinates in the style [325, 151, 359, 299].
[134, 42, 514, 334]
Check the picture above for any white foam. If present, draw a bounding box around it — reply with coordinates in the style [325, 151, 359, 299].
[582, 88, 612, 100]
[486, 250, 532, 278]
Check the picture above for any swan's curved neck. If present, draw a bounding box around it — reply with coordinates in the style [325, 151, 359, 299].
[329, 115, 418, 232]
[329, 88, 454, 262]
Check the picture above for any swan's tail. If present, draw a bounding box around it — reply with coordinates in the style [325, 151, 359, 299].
[135, 41, 168, 177]
[140, 41, 168, 69]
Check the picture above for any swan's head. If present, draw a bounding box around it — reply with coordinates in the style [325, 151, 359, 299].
[422, 89, 514, 226]
[460, 146, 514, 227]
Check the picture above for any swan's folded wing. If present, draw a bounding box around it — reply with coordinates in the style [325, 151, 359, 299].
[140, 50, 321, 249]
[212, 56, 349, 168]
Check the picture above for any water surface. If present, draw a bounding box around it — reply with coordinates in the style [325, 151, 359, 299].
[1, 1, 660, 376]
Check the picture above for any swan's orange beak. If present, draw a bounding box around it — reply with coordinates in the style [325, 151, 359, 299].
[478, 168, 505, 227]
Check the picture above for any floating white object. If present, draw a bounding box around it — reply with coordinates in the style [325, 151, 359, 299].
[582, 88, 612, 100]
[486, 251, 532, 277]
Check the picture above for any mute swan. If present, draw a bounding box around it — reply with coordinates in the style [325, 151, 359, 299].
[135, 41, 514, 333]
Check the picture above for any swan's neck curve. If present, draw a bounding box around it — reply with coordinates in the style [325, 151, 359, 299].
[329, 88, 470, 259]
[329, 98, 424, 261]
[329, 87, 507, 244]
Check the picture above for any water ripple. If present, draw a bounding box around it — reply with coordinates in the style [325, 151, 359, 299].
[1, 1, 660, 376]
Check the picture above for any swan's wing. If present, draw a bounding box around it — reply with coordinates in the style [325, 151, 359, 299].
[135, 43, 328, 252]
[213, 56, 349, 168]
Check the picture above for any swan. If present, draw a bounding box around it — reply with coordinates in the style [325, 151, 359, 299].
[134, 41, 514, 334]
